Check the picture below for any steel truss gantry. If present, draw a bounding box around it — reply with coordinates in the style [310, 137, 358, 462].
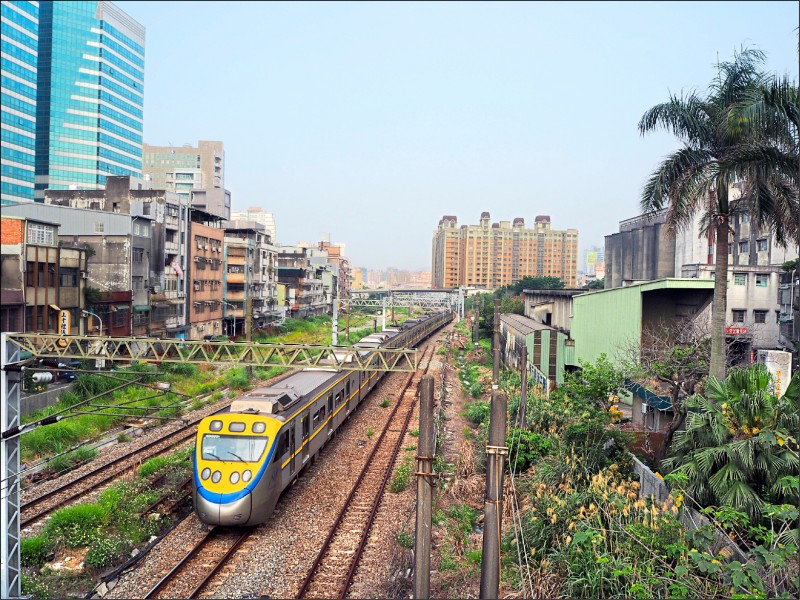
[1, 333, 420, 598]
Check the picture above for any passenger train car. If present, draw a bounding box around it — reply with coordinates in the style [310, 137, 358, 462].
[193, 309, 452, 526]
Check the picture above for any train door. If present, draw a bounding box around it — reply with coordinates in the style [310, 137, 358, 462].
[289, 428, 296, 476]
[327, 394, 334, 436]
[301, 413, 310, 464]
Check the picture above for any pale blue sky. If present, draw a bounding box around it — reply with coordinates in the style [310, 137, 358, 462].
[116, 0, 799, 272]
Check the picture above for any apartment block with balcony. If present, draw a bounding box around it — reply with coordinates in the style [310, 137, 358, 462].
[224, 221, 279, 337]
[43, 176, 188, 337]
[432, 213, 579, 289]
[1, 215, 87, 333]
[277, 246, 327, 319]
[3, 201, 135, 336]
[188, 214, 224, 340]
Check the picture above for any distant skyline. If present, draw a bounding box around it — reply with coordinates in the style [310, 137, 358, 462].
[116, 1, 799, 271]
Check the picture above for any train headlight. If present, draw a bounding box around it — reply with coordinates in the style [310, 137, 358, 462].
[212, 471, 221, 483]
[201, 468, 211, 480]
[210, 420, 223, 432]
[252, 422, 266, 433]
[230, 472, 240, 484]
[242, 470, 252, 482]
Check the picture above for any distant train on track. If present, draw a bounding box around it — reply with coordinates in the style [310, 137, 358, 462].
[193, 310, 452, 526]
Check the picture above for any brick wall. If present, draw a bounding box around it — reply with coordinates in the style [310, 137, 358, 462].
[0, 218, 24, 245]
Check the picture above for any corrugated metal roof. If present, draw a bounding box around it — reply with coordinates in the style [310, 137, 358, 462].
[500, 313, 555, 335]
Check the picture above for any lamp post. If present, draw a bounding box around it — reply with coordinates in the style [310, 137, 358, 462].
[81, 309, 104, 369]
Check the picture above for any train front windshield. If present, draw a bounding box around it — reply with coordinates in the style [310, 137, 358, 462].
[201, 434, 269, 463]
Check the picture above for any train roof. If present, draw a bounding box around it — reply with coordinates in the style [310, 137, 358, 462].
[230, 369, 340, 419]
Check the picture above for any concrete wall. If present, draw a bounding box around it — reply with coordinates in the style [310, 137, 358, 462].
[605, 212, 676, 289]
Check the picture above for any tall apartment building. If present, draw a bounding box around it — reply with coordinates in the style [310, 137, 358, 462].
[432, 213, 579, 289]
[277, 246, 327, 319]
[1, 1, 39, 203]
[188, 213, 224, 340]
[143, 141, 224, 201]
[34, 1, 145, 200]
[229, 206, 276, 242]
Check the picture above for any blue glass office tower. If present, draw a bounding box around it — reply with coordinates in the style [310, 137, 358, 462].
[1, 1, 39, 203]
[35, 1, 144, 200]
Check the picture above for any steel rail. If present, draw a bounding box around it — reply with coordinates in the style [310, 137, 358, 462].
[142, 526, 252, 599]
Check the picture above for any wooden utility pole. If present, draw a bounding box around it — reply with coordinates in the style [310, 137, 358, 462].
[414, 376, 435, 599]
[480, 390, 507, 600]
[519, 344, 528, 429]
[492, 296, 500, 385]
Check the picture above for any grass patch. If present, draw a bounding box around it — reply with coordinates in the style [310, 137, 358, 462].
[45, 446, 97, 474]
[396, 531, 414, 549]
[366, 427, 375, 438]
[409, 428, 419, 438]
[379, 398, 391, 408]
[390, 456, 413, 493]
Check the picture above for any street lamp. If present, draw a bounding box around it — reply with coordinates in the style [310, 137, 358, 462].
[81, 309, 104, 369]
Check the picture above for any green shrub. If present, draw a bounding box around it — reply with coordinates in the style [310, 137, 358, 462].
[379, 399, 391, 408]
[21, 574, 50, 600]
[448, 503, 478, 534]
[409, 428, 419, 438]
[117, 433, 132, 443]
[366, 427, 375, 438]
[85, 535, 126, 569]
[390, 457, 413, 493]
[465, 401, 490, 426]
[396, 531, 414, 549]
[506, 429, 554, 472]
[138, 455, 169, 479]
[224, 367, 250, 390]
[46, 445, 97, 474]
[21, 536, 52, 567]
[160, 362, 199, 377]
[44, 504, 106, 547]
[211, 391, 223, 400]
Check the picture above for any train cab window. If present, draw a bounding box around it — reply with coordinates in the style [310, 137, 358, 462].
[302, 414, 310, 439]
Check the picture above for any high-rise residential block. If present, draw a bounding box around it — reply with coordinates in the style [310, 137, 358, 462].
[34, 1, 145, 200]
[432, 213, 579, 289]
[1, 1, 39, 203]
[143, 140, 224, 201]
[229, 206, 276, 242]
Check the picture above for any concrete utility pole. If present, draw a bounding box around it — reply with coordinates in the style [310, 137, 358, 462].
[480, 390, 508, 600]
[492, 297, 500, 386]
[519, 344, 528, 429]
[345, 306, 350, 343]
[414, 376, 435, 599]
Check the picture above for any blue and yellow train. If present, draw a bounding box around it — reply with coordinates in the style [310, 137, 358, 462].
[193, 310, 452, 526]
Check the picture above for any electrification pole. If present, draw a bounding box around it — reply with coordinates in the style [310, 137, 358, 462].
[520, 344, 528, 429]
[414, 376, 434, 599]
[492, 296, 500, 386]
[480, 390, 507, 600]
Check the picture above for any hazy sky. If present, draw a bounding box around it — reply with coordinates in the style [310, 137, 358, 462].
[116, 1, 799, 272]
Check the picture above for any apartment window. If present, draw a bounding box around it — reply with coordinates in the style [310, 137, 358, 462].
[133, 248, 144, 263]
[753, 310, 768, 324]
[741, 214, 750, 223]
[732, 309, 746, 323]
[739, 241, 749, 253]
[755, 274, 769, 287]
[95, 222, 105, 233]
[27, 223, 55, 246]
[132, 276, 144, 291]
[733, 273, 747, 286]
[756, 239, 768, 252]
[112, 309, 126, 328]
[60, 268, 78, 287]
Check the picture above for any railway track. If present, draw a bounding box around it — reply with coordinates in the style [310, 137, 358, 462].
[295, 343, 436, 599]
[20, 412, 219, 529]
[21, 369, 300, 529]
[143, 525, 253, 599]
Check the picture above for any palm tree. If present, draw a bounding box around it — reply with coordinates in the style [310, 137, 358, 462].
[727, 75, 800, 245]
[638, 48, 771, 380]
[663, 365, 799, 522]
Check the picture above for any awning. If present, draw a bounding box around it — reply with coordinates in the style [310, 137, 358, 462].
[115, 305, 130, 311]
[133, 305, 150, 312]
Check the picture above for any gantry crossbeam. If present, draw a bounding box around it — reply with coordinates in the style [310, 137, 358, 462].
[5, 334, 417, 372]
